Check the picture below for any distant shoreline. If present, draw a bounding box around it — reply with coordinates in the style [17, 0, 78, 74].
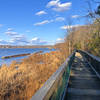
[0, 45, 53, 49]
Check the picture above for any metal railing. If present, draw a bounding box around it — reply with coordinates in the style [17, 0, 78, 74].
[31, 51, 75, 100]
[77, 50, 100, 78]
[31, 50, 100, 100]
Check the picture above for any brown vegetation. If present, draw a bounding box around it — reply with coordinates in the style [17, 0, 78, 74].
[0, 51, 65, 100]
[0, 2, 99, 100]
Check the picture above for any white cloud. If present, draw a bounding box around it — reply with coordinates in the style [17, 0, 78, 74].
[0, 39, 9, 45]
[3, 27, 50, 45]
[31, 37, 39, 41]
[13, 34, 25, 39]
[7, 28, 13, 31]
[5, 31, 18, 36]
[3, 27, 55, 45]
[56, 38, 64, 43]
[4, 28, 29, 45]
[47, 0, 59, 7]
[0, 39, 3, 42]
[61, 25, 81, 30]
[53, 2, 71, 12]
[5, 28, 18, 36]
[34, 17, 65, 26]
[55, 17, 65, 21]
[9, 34, 29, 45]
[47, 0, 72, 12]
[61, 26, 69, 30]
[0, 36, 54, 45]
[34, 20, 53, 26]
[35, 10, 47, 16]
[72, 15, 79, 18]
[30, 37, 47, 45]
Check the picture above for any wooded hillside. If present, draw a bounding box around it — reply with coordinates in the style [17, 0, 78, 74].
[56, 2, 100, 57]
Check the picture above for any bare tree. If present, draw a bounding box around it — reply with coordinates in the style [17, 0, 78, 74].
[91, 0, 100, 3]
[85, 0, 100, 23]
[64, 18, 79, 54]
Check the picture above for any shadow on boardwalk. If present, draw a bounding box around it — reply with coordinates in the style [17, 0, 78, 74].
[65, 53, 100, 100]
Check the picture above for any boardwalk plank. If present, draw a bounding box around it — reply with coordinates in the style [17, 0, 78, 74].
[64, 54, 100, 100]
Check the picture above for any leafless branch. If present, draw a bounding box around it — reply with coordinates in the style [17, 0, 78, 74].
[91, 0, 100, 3]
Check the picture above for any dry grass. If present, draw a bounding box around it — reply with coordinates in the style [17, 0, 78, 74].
[0, 51, 65, 100]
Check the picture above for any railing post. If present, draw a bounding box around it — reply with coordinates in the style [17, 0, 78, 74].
[77, 50, 100, 79]
[31, 51, 76, 100]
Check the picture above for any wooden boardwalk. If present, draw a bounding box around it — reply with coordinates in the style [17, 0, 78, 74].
[65, 53, 100, 100]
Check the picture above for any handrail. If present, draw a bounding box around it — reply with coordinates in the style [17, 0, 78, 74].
[77, 50, 100, 62]
[31, 51, 75, 100]
[77, 50, 100, 78]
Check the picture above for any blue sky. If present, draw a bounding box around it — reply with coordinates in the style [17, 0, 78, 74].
[0, 0, 98, 45]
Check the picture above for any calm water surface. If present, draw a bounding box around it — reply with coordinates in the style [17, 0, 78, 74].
[0, 48, 54, 66]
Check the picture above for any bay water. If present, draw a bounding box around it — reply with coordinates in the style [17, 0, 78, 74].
[0, 48, 53, 66]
